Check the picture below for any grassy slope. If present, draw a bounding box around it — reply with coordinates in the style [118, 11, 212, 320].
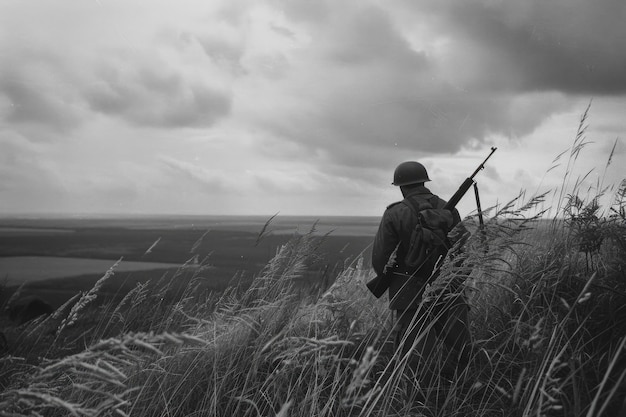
[1, 201, 625, 416]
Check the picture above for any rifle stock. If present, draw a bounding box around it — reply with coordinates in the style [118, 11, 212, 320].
[366, 275, 387, 298]
[444, 178, 474, 210]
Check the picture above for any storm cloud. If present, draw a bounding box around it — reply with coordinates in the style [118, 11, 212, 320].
[398, 0, 626, 94]
[240, 1, 578, 168]
[0, 0, 624, 216]
[87, 62, 232, 128]
[0, 61, 84, 135]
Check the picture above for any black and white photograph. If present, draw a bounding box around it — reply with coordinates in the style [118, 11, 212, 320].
[1, 1, 625, 415]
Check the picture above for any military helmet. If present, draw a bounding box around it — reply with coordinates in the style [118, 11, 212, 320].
[392, 161, 430, 186]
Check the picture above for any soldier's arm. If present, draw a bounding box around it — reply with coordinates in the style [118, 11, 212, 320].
[372, 210, 399, 277]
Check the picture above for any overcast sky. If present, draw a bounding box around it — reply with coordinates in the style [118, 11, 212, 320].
[1, 0, 625, 217]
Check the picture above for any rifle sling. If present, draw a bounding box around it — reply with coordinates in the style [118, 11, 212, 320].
[403, 195, 437, 218]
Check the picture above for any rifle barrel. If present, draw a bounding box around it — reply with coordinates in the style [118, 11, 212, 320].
[444, 147, 497, 211]
[469, 147, 497, 179]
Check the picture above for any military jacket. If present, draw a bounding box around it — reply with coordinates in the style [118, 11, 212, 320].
[372, 186, 461, 310]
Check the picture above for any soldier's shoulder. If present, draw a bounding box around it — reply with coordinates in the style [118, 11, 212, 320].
[384, 201, 413, 219]
[386, 201, 404, 210]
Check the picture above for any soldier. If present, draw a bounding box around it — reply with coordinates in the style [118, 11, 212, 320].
[371, 161, 471, 380]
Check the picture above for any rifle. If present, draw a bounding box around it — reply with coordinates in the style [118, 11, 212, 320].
[444, 147, 497, 210]
[366, 147, 497, 298]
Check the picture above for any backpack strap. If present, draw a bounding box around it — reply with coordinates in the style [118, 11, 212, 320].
[403, 194, 454, 246]
[402, 195, 434, 217]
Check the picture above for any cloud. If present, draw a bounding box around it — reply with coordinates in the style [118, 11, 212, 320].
[160, 157, 233, 192]
[0, 1, 236, 133]
[269, 0, 332, 24]
[401, 0, 626, 94]
[160, 155, 309, 194]
[194, 31, 247, 75]
[0, 65, 83, 134]
[0, 0, 624, 217]
[230, 0, 626, 181]
[322, 6, 428, 69]
[159, 154, 374, 198]
[87, 58, 232, 128]
[0, 135, 71, 213]
[239, 2, 578, 171]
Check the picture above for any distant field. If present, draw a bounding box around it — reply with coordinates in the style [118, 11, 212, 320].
[0, 227, 74, 235]
[0, 256, 184, 284]
[0, 215, 376, 306]
[0, 215, 381, 236]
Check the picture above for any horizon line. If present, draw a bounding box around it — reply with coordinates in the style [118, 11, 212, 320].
[0, 212, 382, 219]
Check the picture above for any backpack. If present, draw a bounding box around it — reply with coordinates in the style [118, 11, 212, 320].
[402, 195, 455, 276]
